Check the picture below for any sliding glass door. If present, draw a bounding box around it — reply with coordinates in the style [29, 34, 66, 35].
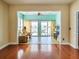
[40, 21, 52, 44]
[31, 21, 51, 36]
[30, 21, 52, 44]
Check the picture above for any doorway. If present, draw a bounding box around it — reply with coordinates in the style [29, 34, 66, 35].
[17, 11, 61, 44]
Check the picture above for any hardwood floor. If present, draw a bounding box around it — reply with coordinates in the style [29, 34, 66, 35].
[0, 44, 79, 59]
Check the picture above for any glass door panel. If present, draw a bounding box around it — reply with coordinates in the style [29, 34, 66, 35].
[41, 21, 48, 36]
[31, 21, 38, 36]
[40, 21, 51, 36]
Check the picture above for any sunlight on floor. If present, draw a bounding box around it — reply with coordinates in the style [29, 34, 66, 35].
[28, 36, 59, 44]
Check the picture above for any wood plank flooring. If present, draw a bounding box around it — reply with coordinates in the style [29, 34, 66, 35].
[0, 44, 79, 59]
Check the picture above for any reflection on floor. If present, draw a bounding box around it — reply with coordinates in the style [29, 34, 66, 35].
[0, 44, 79, 59]
[29, 37, 52, 44]
[29, 36, 59, 44]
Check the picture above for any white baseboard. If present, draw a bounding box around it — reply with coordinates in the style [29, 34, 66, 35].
[70, 44, 78, 49]
[0, 43, 9, 50]
[0, 42, 78, 50]
[9, 42, 18, 45]
[60, 43, 70, 45]
[0, 42, 18, 50]
[58, 43, 78, 49]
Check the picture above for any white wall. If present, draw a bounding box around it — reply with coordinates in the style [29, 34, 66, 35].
[70, 0, 79, 48]
[0, 0, 9, 48]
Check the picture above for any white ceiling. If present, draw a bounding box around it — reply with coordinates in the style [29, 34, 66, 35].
[3, 0, 75, 4]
